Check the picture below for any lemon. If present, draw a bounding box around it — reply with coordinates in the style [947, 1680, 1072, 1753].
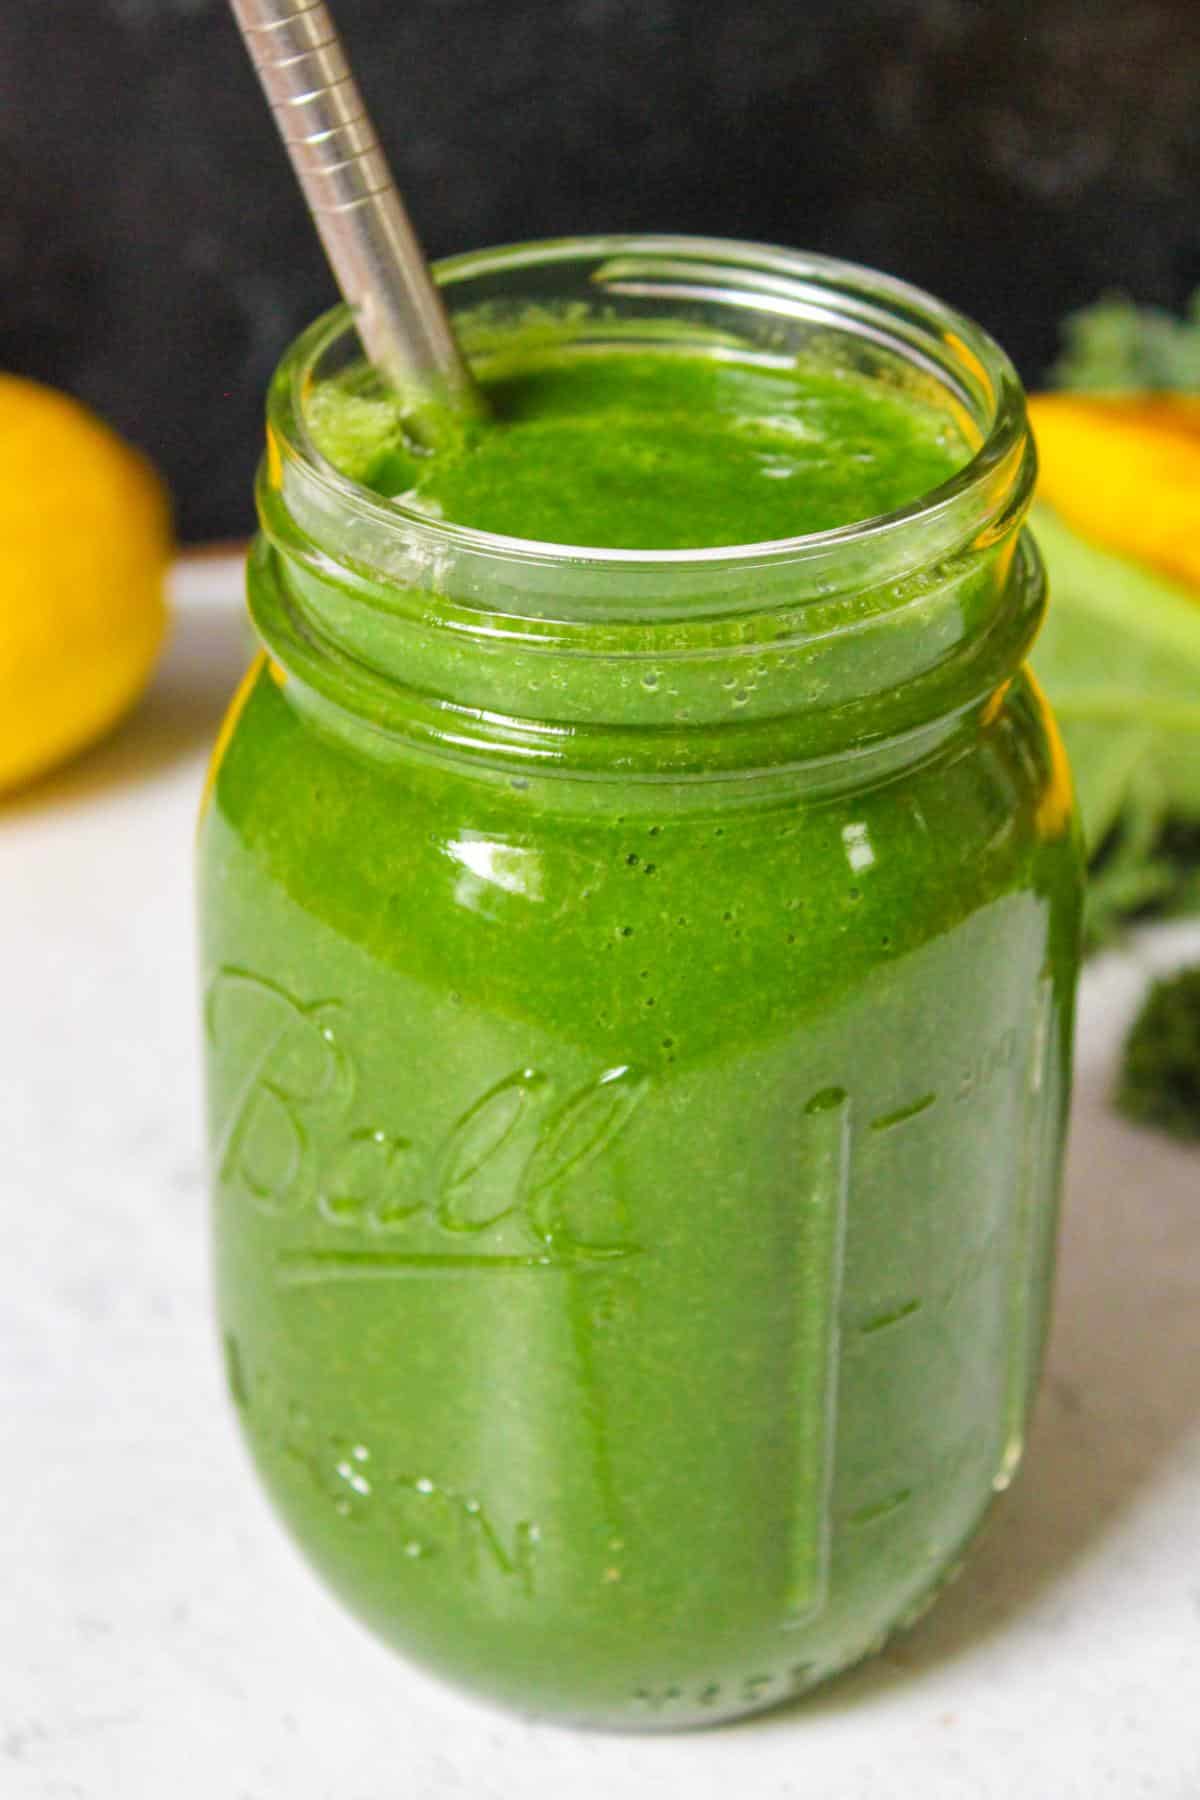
[1028, 392, 1200, 598]
[0, 373, 172, 792]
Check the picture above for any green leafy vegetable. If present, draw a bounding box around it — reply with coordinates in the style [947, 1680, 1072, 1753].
[1030, 505, 1200, 945]
[1116, 966, 1200, 1139]
[1051, 288, 1200, 392]
[1033, 288, 1200, 947]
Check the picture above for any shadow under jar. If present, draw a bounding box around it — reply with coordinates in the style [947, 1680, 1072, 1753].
[199, 237, 1084, 1729]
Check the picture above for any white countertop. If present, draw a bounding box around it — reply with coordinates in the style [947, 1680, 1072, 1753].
[4, 560, 1199, 1799]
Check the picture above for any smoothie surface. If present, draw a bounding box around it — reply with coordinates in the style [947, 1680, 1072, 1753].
[307, 343, 971, 550]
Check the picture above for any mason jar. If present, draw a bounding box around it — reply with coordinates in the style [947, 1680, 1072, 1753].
[199, 236, 1083, 1728]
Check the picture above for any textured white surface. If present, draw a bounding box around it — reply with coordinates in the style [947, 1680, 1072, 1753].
[3, 561, 1200, 1799]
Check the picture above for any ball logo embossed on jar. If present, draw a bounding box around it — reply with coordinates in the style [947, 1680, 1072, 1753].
[206, 966, 648, 1275]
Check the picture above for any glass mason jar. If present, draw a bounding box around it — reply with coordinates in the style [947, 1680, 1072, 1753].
[200, 237, 1083, 1729]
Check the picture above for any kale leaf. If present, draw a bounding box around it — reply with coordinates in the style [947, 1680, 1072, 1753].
[1051, 289, 1200, 392]
[1116, 966, 1200, 1139]
[1035, 289, 1200, 947]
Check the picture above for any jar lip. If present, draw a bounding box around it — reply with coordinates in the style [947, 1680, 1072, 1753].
[272, 233, 1030, 573]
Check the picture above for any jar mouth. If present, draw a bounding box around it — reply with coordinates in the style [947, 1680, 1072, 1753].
[256, 236, 1043, 777]
[271, 234, 1032, 578]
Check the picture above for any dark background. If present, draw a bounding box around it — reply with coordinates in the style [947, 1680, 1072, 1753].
[3, 0, 1198, 541]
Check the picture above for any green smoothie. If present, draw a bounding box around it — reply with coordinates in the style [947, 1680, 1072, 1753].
[306, 343, 967, 547]
[201, 240, 1082, 1728]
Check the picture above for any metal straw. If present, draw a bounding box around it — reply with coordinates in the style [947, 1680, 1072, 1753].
[228, 0, 482, 421]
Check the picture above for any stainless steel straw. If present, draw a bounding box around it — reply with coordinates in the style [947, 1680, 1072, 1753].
[227, 0, 482, 420]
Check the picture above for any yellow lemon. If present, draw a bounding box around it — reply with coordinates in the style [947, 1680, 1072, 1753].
[1028, 392, 1200, 599]
[0, 373, 172, 792]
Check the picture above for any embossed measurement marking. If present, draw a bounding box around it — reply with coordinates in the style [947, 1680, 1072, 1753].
[785, 1086, 850, 1621]
[1000, 975, 1060, 1486]
[858, 1297, 923, 1334]
[870, 1092, 937, 1132]
[847, 1487, 913, 1528]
